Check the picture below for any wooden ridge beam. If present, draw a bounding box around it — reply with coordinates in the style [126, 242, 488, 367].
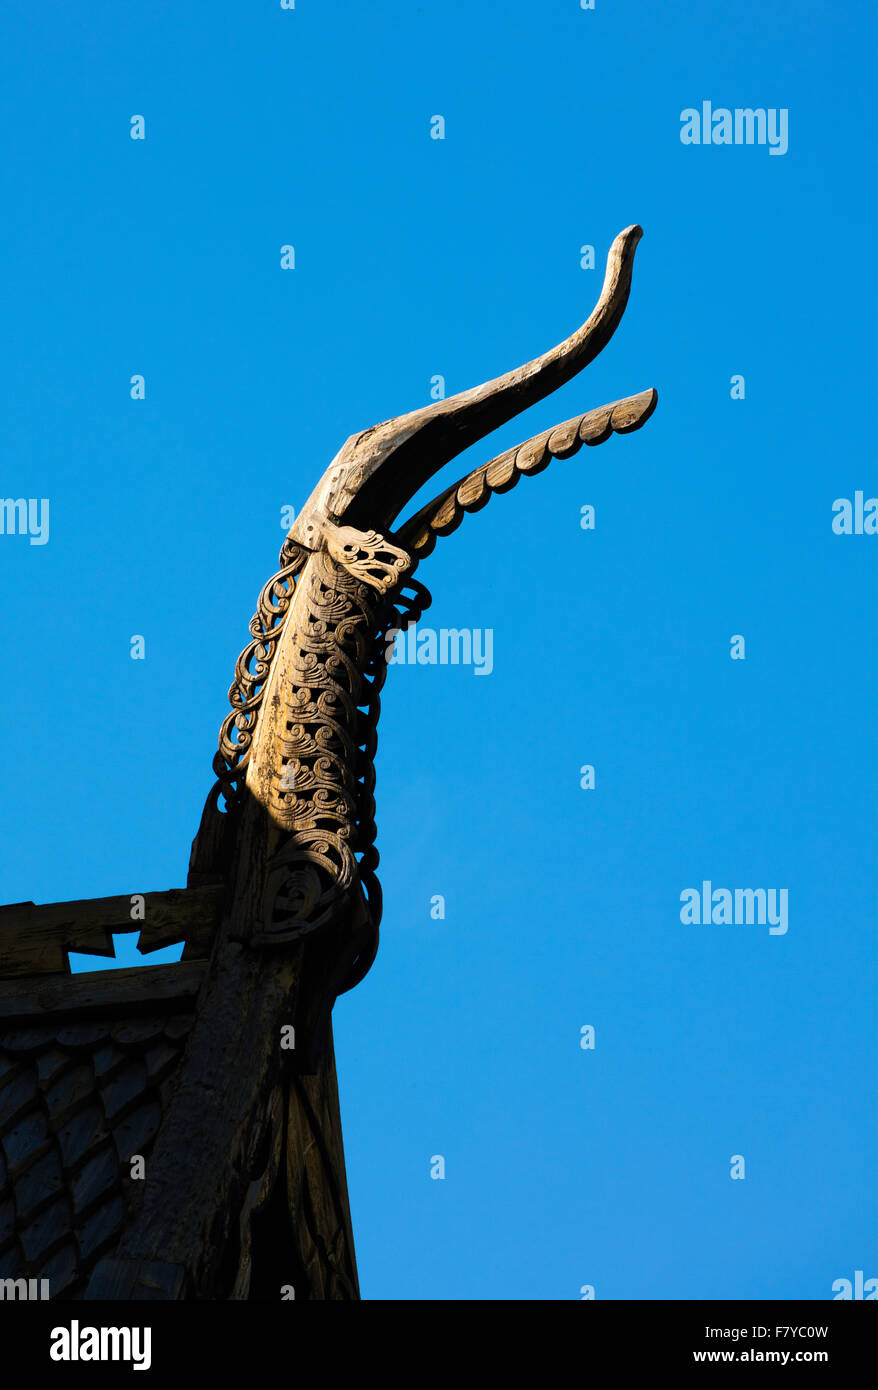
[0, 958, 209, 1023]
[0, 885, 226, 979]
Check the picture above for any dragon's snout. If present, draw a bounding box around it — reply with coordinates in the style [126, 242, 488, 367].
[290, 225, 655, 567]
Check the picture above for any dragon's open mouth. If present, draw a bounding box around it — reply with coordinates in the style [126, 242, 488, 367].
[289, 225, 656, 557]
[396, 388, 657, 560]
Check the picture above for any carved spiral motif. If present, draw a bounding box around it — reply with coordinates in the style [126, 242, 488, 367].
[259, 550, 431, 971]
[212, 534, 309, 807]
[201, 520, 431, 991]
[259, 551, 388, 945]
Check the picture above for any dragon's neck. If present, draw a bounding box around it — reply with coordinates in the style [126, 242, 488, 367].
[189, 531, 430, 970]
[245, 546, 387, 943]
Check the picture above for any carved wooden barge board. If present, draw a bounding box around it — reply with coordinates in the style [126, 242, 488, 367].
[0, 226, 656, 1299]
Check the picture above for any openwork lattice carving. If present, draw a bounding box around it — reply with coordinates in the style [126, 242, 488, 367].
[259, 549, 431, 950]
[212, 533, 310, 810]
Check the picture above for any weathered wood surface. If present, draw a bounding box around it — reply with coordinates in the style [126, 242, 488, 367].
[275, 1028, 360, 1298]
[0, 943, 356, 1301]
[0, 886, 225, 979]
[0, 961, 208, 1024]
[1, 225, 656, 1298]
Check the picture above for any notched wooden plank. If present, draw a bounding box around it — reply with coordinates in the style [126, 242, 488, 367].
[0, 886, 225, 980]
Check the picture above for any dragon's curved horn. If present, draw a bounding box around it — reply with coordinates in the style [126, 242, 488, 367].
[311, 225, 644, 534]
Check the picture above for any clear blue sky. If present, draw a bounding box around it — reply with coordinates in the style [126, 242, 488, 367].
[1, 0, 875, 1299]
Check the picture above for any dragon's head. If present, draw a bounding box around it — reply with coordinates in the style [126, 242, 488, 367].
[191, 224, 658, 1002]
[289, 225, 656, 579]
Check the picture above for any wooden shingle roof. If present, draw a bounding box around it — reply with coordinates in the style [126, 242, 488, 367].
[0, 887, 221, 1300]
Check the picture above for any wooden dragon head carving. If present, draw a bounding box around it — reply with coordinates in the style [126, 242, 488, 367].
[189, 225, 657, 1010]
[57, 226, 658, 1302]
